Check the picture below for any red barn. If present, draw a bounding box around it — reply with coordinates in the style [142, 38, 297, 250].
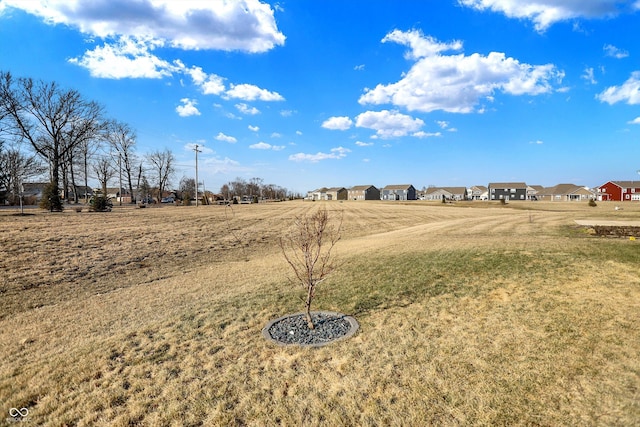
[596, 181, 640, 202]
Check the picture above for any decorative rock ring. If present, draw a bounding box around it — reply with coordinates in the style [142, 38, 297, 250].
[262, 311, 359, 347]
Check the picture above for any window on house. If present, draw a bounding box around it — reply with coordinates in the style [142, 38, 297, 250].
[511, 188, 516, 192]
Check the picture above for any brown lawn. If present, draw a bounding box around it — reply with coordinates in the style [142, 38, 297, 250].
[1, 200, 639, 426]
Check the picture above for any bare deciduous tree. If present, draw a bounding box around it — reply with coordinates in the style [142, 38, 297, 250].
[147, 149, 175, 202]
[0, 71, 105, 210]
[0, 142, 46, 205]
[179, 176, 195, 202]
[93, 157, 116, 197]
[106, 120, 137, 203]
[279, 207, 342, 329]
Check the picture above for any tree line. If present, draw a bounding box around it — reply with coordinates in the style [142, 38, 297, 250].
[220, 177, 297, 202]
[0, 71, 297, 209]
[0, 71, 181, 210]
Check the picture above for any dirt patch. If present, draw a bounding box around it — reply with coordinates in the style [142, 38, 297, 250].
[592, 225, 640, 238]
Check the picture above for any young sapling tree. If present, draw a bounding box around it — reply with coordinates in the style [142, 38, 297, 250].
[279, 207, 342, 329]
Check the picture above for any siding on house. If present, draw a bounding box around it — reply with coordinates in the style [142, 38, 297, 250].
[107, 187, 132, 204]
[488, 182, 528, 201]
[527, 185, 544, 200]
[307, 187, 328, 201]
[381, 184, 416, 201]
[540, 184, 594, 201]
[596, 181, 640, 202]
[469, 185, 488, 200]
[348, 185, 380, 200]
[421, 187, 467, 201]
[325, 187, 347, 201]
[22, 183, 50, 199]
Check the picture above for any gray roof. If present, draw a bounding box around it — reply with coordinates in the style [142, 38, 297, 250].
[488, 182, 528, 189]
[543, 183, 591, 195]
[350, 185, 377, 191]
[607, 181, 640, 188]
[383, 184, 414, 190]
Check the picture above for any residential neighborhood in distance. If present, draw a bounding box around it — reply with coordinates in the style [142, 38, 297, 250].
[306, 181, 640, 203]
[11, 180, 640, 206]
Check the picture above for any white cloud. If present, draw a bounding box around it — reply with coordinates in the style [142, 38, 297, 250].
[359, 30, 563, 114]
[458, 0, 632, 32]
[628, 117, 640, 124]
[413, 131, 442, 138]
[271, 132, 282, 138]
[68, 36, 175, 79]
[182, 64, 226, 94]
[280, 109, 295, 117]
[355, 141, 374, 147]
[250, 142, 285, 150]
[598, 71, 640, 105]
[321, 116, 353, 130]
[176, 98, 200, 117]
[354, 64, 365, 71]
[530, 140, 544, 144]
[355, 110, 424, 139]
[604, 44, 629, 59]
[248, 125, 260, 132]
[296, 130, 303, 135]
[582, 67, 597, 84]
[235, 103, 261, 115]
[289, 147, 351, 162]
[215, 132, 237, 143]
[2, 0, 285, 53]
[225, 83, 284, 101]
[436, 120, 450, 129]
[203, 156, 249, 174]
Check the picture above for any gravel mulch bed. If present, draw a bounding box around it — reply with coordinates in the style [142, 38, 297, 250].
[263, 311, 359, 347]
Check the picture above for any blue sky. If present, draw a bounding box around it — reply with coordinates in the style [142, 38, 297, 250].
[1, 0, 639, 194]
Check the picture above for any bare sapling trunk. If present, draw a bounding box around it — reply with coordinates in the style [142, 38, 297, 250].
[280, 207, 342, 329]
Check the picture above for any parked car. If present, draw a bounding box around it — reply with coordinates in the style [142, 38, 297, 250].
[161, 196, 175, 203]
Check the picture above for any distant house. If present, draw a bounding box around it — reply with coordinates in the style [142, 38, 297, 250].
[596, 181, 640, 202]
[306, 187, 328, 201]
[22, 182, 51, 200]
[65, 185, 94, 201]
[540, 184, 594, 201]
[325, 187, 347, 201]
[468, 185, 488, 201]
[348, 185, 380, 201]
[421, 187, 468, 201]
[488, 182, 527, 201]
[527, 185, 544, 201]
[106, 187, 132, 204]
[381, 184, 416, 201]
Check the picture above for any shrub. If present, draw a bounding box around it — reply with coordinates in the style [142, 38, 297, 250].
[39, 182, 63, 212]
[90, 195, 113, 212]
[588, 199, 597, 207]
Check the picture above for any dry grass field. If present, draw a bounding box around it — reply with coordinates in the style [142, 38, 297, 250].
[1, 200, 639, 426]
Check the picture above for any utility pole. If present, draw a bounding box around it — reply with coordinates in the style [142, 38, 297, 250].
[193, 144, 202, 207]
[118, 153, 123, 206]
